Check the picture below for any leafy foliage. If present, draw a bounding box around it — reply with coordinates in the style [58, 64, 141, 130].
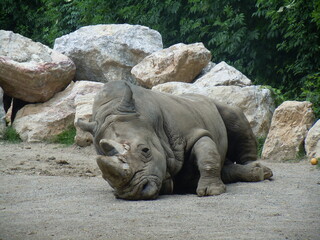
[255, 0, 320, 116]
[260, 85, 287, 107]
[300, 73, 320, 118]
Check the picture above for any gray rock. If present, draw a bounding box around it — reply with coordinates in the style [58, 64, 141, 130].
[196, 61, 252, 87]
[195, 61, 216, 79]
[262, 101, 315, 161]
[54, 24, 163, 83]
[0, 30, 75, 103]
[305, 119, 320, 159]
[131, 43, 211, 88]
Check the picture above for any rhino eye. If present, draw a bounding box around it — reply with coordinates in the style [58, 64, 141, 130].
[138, 145, 151, 160]
[142, 148, 150, 153]
[141, 147, 151, 158]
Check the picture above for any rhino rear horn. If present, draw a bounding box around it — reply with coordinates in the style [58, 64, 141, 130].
[99, 139, 126, 156]
[117, 83, 135, 113]
[76, 118, 96, 134]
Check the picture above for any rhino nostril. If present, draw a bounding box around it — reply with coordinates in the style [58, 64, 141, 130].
[141, 181, 158, 199]
[142, 181, 149, 192]
[106, 148, 118, 156]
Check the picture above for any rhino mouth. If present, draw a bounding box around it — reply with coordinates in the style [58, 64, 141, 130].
[114, 175, 161, 200]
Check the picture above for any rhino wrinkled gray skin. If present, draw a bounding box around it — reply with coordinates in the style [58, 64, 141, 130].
[78, 81, 273, 200]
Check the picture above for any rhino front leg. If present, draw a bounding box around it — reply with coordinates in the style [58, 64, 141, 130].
[192, 136, 226, 196]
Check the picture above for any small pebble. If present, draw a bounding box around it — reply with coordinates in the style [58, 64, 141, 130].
[56, 160, 69, 165]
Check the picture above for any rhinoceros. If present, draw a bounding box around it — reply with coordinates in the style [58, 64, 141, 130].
[78, 81, 272, 200]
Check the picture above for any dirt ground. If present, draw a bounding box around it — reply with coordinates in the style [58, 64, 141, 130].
[0, 142, 319, 240]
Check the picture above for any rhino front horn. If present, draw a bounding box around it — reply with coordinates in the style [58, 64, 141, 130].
[96, 155, 131, 188]
[117, 83, 135, 113]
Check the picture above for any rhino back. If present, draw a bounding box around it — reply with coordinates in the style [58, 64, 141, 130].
[131, 85, 228, 161]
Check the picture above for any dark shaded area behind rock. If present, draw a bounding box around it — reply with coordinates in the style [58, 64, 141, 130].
[3, 93, 28, 124]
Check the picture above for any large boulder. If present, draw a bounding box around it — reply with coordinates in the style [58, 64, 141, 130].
[131, 43, 211, 88]
[152, 62, 274, 137]
[0, 30, 75, 103]
[195, 61, 252, 87]
[261, 101, 315, 161]
[305, 120, 320, 159]
[0, 87, 6, 138]
[54, 24, 163, 83]
[13, 81, 103, 142]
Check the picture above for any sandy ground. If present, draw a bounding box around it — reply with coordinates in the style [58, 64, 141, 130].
[0, 142, 319, 240]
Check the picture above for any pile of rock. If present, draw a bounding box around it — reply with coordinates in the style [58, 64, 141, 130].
[0, 24, 318, 160]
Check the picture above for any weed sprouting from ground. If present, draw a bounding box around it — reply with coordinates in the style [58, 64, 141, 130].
[257, 137, 266, 158]
[51, 126, 76, 146]
[296, 143, 306, 160]
[1, 126, 22, 143]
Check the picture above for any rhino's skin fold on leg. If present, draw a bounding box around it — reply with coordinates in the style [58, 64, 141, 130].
[78, 81, 273, 200]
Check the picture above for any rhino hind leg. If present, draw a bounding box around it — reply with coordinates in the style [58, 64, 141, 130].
[221, 161, 273, 184]
[215, 102, 258, 165]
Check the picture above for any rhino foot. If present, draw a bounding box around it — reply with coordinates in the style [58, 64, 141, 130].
[196, 179, 226, 197]
[223, 162, 273, 183]
[243, 162, 273, 182]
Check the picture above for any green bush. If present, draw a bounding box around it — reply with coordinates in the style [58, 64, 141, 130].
[300, 73, 320, 119]
[1, 126, 22, 143]
[260, 85, 287, 107]
[51, 126, 76, 146]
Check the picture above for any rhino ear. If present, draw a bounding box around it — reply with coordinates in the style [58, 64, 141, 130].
[116, 83, 136, 113]
[76, 118, 97, 134]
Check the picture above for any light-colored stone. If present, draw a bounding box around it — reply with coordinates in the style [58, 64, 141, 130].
[74, 93, 98, 147]
[131, 43, 211, 88]
[305, 120, 320, 159]
[261, 101, 315, 161]
[152, 63, 274, 137]
[13, 81, 103, 142]
[196, 61, 252, 86]
[195, 61, 216, 80]
[0, 87, 6, 138]
[0, 30, 75, 103]
[54, 24, 163, 83]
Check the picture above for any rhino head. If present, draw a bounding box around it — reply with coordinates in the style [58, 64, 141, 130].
[78, 84, 170, 200]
